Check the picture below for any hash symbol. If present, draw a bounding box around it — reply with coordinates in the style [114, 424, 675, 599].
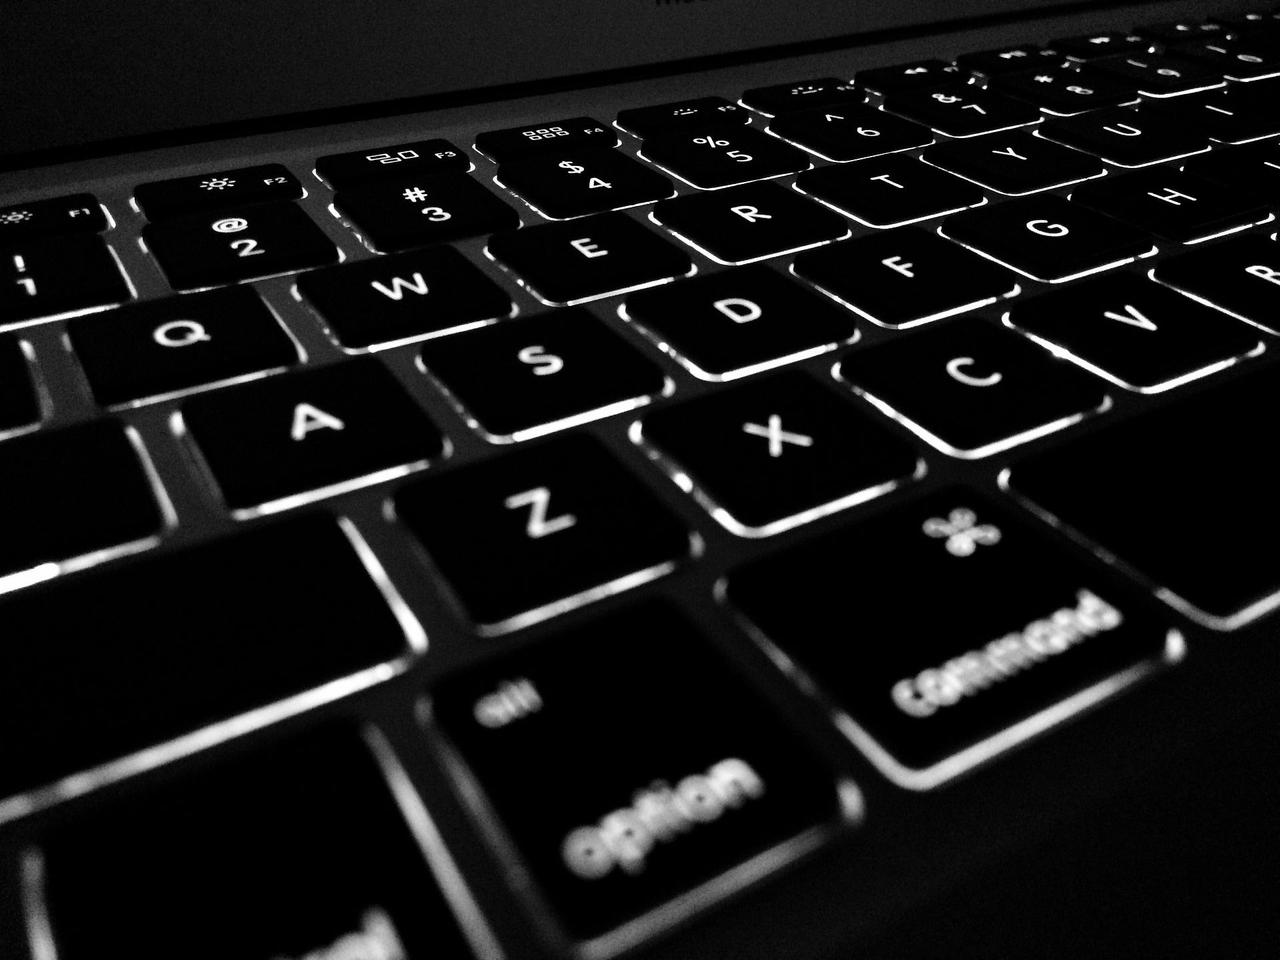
[922, 507, 1001, 557]
[200, 177, 236, 191]
[402, 186, 430, 203]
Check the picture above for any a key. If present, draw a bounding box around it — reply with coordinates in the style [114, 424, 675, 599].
[334, 172, 520, 253]
[1152, 234, 1280, 335]
[1175, 38, 1280, 81]
[393, 437, 689, 630]
[180, 358, 444, 514]
[621, 265, 859, 379]
[0, 193, 106, 239]
[856, 60, 965, 94]
[651, 182, 850, 264]
[1148, 88, 1280, 143]
[474, 116, 618, 162]
[638, 126, 810, 189]
[615, 97, 751, 139]
[1184, 138, 1280, 194]
[1070, 170, 1270, 244]
[0, 514, 413, 803]
[954, 46, 1063, 76]
[1039, 106, 1211, 167]
[1004, 273, 1263, 392]
[486, 212, 692, 305]
[724, 488, 1178, 788]
[0, 420, 165, 587]
[0, 334, 39, 432]
[767, 105, 934, 163]
[990, 65, 1139, 116]
[1047, 31, 1150, 60]
[939, 195, 1156, 283]
[495, 151, 674, 219]
[428, 600, 850, 942]
[143, 203, 339, 290]
[133, 164, 303, 220]
[794, 155, 986, 228]
[636, 371, 920, 535]
[418, 306, 668, 442]
[922, 131, 1105, 195]
[68, 286, 299, 407]
[296, 245, 515, 350]
[315, 138, 470, 188]
[740, 78, 864, 116]
[792, 227, 1020, 328]
[883, 85, 1041, 137]
[0, 235, 130, 327]
[36, 728, 482, 960]
[837, 316, 1109, 458]
[1092, 52, 1224, 97]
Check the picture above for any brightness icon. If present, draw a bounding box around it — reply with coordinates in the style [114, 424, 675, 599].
[200, 177, 237, 191]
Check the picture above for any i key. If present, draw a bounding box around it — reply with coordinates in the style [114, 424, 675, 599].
[394, 436, 690, 631]
[495, 151, 674, 219]
[1, 235, 131, 327]
[1184, 138, 1280, 193]
[1147, 88, 1280, 144]
[767, 105, 934, 163]
[1152, 234, 1280, 335]
[638, 126, 811, 189]
[838, 315, 1108, 458]
[883, 86, 1041, 137]
[922, 131, 1105, 195]
[134, 165, 302, 220]
[1039, 105, 1211, 167]
[794, 155, 985, 228]
[335, 172, 520, 253]
[1070, 170, 1270, 244]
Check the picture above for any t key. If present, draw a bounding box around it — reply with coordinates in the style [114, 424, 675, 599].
[794, 155, 985, 228]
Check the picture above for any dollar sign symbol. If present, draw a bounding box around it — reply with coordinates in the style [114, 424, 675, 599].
[558, 160, 585, 174]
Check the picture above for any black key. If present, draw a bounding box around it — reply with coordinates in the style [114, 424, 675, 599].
[394, 438, 689, 630]
[0, 514, 413, 803]
[651, 182, 850, 264]
[794, 155, 985, 228]
[636, 371, 920, 535]
[1135, 20, 1232, 45]
[0, 420, 164, 584]
[486, 213, 692, 305]
[1153, 233, 1280, 335]
[0, 334, 39, 431]
[1148, 88, 1280, 143]
[335, 172, 520, 253]
[990, 65, 1139, 116]
[838, 316, 1108, 458]
[314, 138, 470, 188]
[0, 235, 130, 326]
[622, 265, 859, 379]
[0, 193, 106, 239]
[418, 307, 667, 442]
[1005, 364, 1280, 627]
[856, 60, 964, 93]
[133, 164, 302, 220]
[296, 246, 515, 350]
[1071, 170, 1270, 244]
[1040, 106, 1211, 167]
[1093, 52, 1224, 97]
[922, 131, 1105, 195]
[725, 488, 1177, 787]
[793, 227, 1020, 328]
[940, 195, 1156, 283]
[1175, 38, 1280, 81]
[954, 45, 1062, 76]
[1004, 274, 1263, 392]
[638, 126, 810, 189]
[474, 117, 618, 162]
[767, 105, 934, 163]
[1048, 31, 1150, 61]
[740, 77, 864, 116]
[69, 286, 298, 407]
[1185, 138, 1280, 195]
[143, 203, 339, 290]
[495, 151, 674, 219]
[883, 86, 1040, 137]
[181, 358, 443, 514]
[615, 97, 750, 139]
[37, 728, 482, 960]
[430, 603, 849, 945]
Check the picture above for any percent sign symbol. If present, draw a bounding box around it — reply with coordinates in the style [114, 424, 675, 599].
[693, 135, 731, 148]
[922, 508, 1001, 558]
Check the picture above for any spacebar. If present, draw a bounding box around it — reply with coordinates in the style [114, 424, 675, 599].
[0, 515, 414, 812]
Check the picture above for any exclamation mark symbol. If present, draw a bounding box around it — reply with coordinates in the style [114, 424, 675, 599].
[13, 254, 36, 297]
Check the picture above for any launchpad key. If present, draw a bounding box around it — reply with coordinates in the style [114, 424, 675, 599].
[475, 117, 618, 162]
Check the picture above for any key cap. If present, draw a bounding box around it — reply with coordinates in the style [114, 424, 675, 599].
[428, 600, 850, 942]
[615, 96, 751, 139]
[768, 105, 933, 163]
[954, 46, 1062, 77]
[1004, 273, 1263, 392]
[1070, 170, 1270, 244]
[0, 235, 130, 327]
[1175, 38, 1280, 81]
[0, 334, 39, 431]
[418, 306, 667, 441]
[296, 245, 515, 350]
[0, 193, 106, 239]
[638, 126, 810, 189]
[180, 358, 444, 514]
[724, 487, 1178, 787]
[334, 172, 520, 253]
[1152, 233, 1280, 335]
[1135, 20, 1232, 44]
[1004, 363, 1280, 628]
[838, 316, 1108, 458]
[856, 60, 964, 93]
[1092, 52, 1224, 97]
[792, 227, 1020, 328]
[474, 117, 618, 162]
[922, 131, 1105, 195]
[1148, 88, 1280, 143]
[622, 265, 859, 378]
[990, 65, 1139, 116]
[37, 727, 482, 960]
[495, 151, 674, 219]
[940, 195, 1156, 283]
[143, 203, 339, 290]
[1184, 138, 1280, 194]
[651, 182, 850, 264]
[68, 286, 298, 407]
[315, 138, 470, 188]
[394, 437, 689, 630]
[740, 77, 864, 116]
[0, 514, 413, 803]
[486, 213, 692, 305]
[794, 155, 986, 228]
[0, 420, 164, 586]
[883, 85, 1041, 137]
[636, 371, 919, 534]
[1039, 105, 1211, 167]
[1047, 31, 1150, 60]
[133, 164, 302, 220]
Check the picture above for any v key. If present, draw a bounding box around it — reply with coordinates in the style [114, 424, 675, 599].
[1103, 303, 1158, 331]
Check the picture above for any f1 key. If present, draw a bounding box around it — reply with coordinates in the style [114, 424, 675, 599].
[0, 193, 106, 239]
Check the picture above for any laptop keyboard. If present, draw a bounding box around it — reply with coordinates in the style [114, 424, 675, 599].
[3, 7, 1280, 959]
